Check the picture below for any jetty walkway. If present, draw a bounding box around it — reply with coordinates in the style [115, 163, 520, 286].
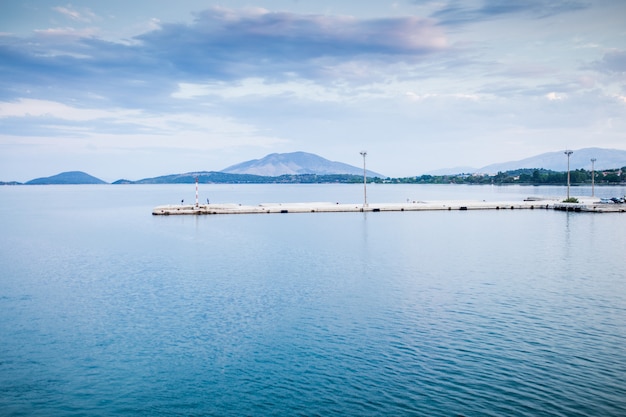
[153, 197, 624, 215]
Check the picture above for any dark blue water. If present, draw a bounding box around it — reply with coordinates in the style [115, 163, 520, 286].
[1, 184, 625, 416]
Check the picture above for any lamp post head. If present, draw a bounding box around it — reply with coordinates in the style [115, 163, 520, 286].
[564, 150, 573, 156]
[360, 151, 367, 157]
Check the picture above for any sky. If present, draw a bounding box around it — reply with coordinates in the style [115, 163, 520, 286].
[1, 0, 625, 182]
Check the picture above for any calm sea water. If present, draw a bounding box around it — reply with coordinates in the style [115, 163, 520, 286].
[1, 184, 625, 416]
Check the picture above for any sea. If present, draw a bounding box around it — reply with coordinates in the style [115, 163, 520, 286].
[1, 183, 625, 416]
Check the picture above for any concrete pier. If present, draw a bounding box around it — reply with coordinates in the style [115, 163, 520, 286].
[552, 202, 626, 213]
[152, 197, 624, 215]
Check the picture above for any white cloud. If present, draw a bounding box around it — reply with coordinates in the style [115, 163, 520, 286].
[546, 92, 567, 101]
[173, 79, 351, 102]
[0, 99, 139, 120]
[404, 91, 482, 101]
[53, 5, 96, 23]
[33, 26, 99, 40]
[0, 98, 288, 152]
[173, 77, 489, 106]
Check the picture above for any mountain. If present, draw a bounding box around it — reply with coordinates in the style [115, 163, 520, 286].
[126, 171, 271, 184]
[477, 148, 626, 174]
[26, 171, 107, 185]
[121, 171, 376, 184]
[425, 166, 478, 176]
[13, 148, 624, 185]
[428, 148, 626, 175]
[221, 152, 384, 177]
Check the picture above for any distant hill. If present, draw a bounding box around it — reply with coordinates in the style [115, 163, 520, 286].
[26, 171, 107, 185]
[119, 171, 369, 184]
[221, 152, 384, 177]
[478, 148, 626, 174]
[428, 148, 626, 175]
[425, 166, 478, 175]
[10, 148, 625, 185]
[125, 171, 271, 184]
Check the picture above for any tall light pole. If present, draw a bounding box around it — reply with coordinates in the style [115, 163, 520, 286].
[590, 158, 596, 197]
[360, 151, 368, 207]
[564, 150, 573, 199]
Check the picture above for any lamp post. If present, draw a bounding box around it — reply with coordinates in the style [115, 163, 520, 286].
[590, 158, 596, 197]
[360, 151, 368, 207]
[564, 150, 573, 200]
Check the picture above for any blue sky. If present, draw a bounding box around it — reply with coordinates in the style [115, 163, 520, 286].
[1, 0, 625, 181]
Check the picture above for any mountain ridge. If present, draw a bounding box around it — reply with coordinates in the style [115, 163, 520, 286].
[221, 151, 384, 177]
[478, 147, 626, 174]
[3, 148, 625, 184]
[428, 147, 626, 175]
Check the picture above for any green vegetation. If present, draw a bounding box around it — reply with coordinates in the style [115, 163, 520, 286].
[562, 197, 580, 203]
[132, 172, 372, 184]
[130, 166, 625, 185]
[382, 167, 626, 186]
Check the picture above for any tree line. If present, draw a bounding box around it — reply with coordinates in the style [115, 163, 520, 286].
[17, 167, 617, 185]
[383, 167, 626, 185]
[161, 167, 625, 185]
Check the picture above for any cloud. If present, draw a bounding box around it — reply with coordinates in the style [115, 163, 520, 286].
[0, 34, 175, 106]
[0, 98, 288, 153]
[589, 49, 626, 74]
[430, 0, 588, 24]
[33, 27, 98, 40]
[53, 5, 96, 23]
[172, 78, 371, 103]
[0, 6, 450, 107]
[0, 98, 144, 123]
[135, 7, 447, 79]
[545, 92, 567, 100]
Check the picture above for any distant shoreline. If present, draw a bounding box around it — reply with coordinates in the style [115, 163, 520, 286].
[3, 180, 626, 186]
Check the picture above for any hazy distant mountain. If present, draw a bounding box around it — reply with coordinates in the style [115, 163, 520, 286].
[425, 166, 478, 175]
[123, 170, 377, 184]
[477, 148, 626, 174]
[427, 148, 626, 175]
[12, 148, 624, 185]
[221, 152, 384, 177]
[125, 171, 269, 184]
[26, 171, 107, 185]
